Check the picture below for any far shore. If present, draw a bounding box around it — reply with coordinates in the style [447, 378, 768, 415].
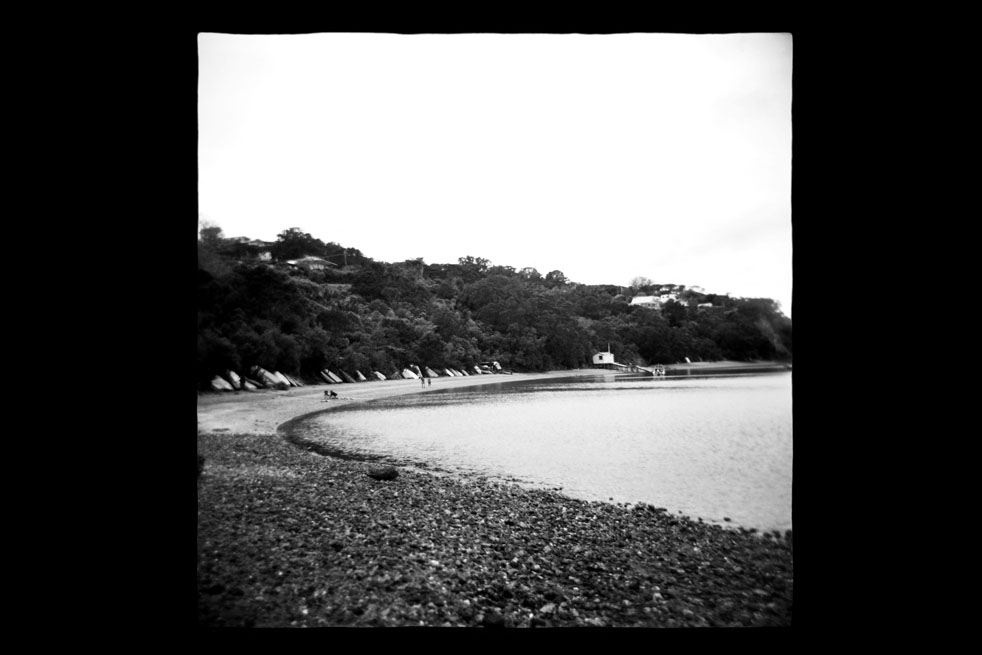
[196, 361, 785, 436]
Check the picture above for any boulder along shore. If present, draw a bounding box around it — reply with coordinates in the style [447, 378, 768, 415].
[197, 366, 793, 628]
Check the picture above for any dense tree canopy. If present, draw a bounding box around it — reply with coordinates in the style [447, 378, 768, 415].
[197, 226, 791, 388]
[268, 227, 327, 261]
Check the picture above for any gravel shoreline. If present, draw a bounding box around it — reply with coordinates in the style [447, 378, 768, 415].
[197, 364, 792, 628]
[198, 440, 792, 627]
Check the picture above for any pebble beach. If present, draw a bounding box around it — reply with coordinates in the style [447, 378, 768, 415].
[197, 366, 793, 628]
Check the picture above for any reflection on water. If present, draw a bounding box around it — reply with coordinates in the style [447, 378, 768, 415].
[290, 371, 792, 532]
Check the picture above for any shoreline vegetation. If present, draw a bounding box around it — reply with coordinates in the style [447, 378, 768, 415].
[197, 362, 793, 627]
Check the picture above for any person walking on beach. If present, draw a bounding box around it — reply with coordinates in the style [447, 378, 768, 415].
[421, 377, 425, 388]
[427, 377, 431, 387]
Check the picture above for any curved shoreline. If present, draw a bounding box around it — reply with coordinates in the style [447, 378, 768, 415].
[197, 363, 792, 628]
[200, 362, 791, 527]
[197, 433, 793, 628]
[197, 361, 790, 508]
[197, 362, 783, 436]
[198, 368, 606, 436]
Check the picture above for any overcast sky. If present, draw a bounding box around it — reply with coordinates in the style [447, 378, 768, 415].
[198, 32, 792, 316]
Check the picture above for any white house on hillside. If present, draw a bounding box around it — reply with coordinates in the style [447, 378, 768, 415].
[630, 296, 660, 308]
[286, 256, 337, 271]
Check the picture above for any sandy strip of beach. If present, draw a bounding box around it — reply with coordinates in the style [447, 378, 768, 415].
[196, 361, 780, 436]
[197, 369, 600, 435]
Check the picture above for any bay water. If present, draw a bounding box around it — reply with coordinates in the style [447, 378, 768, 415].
[290, 369, 793, 532]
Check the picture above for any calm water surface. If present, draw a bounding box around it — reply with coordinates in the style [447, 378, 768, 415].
[291, 370, 793, 532]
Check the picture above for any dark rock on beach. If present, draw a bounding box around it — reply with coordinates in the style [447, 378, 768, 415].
[197, 431, 793, 628]
[366, 466, 399, 481]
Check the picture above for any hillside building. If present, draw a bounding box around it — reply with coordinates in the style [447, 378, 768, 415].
[286, 256, 337, 271]
[630, 296, 660, 308]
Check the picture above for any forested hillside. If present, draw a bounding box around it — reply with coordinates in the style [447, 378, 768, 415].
[197, 227, 792, 388]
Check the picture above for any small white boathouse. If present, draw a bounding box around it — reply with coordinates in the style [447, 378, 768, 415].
[592, 346, 616, 369]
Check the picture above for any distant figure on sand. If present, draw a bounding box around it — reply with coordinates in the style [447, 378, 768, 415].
[421, 377, 425, 388]
[427, 377, 432, 387]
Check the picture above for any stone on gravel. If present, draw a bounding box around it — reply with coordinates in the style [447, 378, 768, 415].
[366, 466, 399, 481]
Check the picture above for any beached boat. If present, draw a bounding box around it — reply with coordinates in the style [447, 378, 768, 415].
[252, 366, 289, 390]
[355, 370, 368, 382]
[225, 370, 242, 390]
[373, 371, 387, 381]
[326, 370, 345, 384]
[319, 371, 335, 384]
[210, 375, 234, 392]
[402, 368, 419, 380]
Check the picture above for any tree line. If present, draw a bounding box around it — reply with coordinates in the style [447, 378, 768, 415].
[197, 225, 792, 388]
